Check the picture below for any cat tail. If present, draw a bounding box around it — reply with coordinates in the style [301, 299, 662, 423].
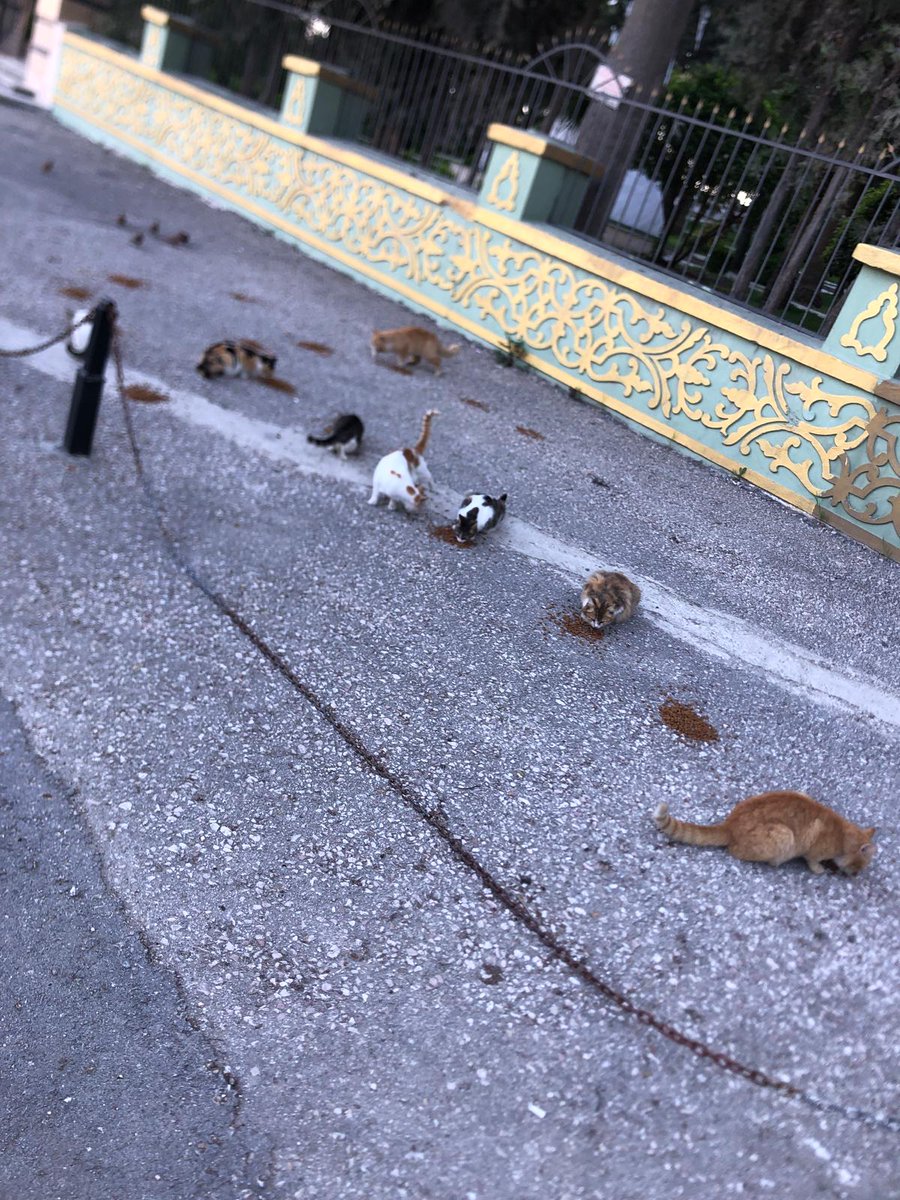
[653, 803, 729, 847]
[439, 341, 461, 357]
[414, 409, 440, 455]
[307, 431, 337, 446]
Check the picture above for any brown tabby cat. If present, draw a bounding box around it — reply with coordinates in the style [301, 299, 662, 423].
[196, 339, 277, 380]
[371, 326, 461, 374]
[654, 791, 876, 875]
[580, 570, 641, 629]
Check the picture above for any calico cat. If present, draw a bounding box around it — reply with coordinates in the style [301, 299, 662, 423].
[196, 339, 277, 380]
[371, 326, 461, 374]
[307, 414, 364, 458]
[580, 570, 641, 629]
[453, 493, 508, 542]
[654, 791, 876, 875]
[368, 409, 439, 514]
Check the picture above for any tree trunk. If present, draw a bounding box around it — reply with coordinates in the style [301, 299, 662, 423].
[1, 0, 36, 58]
[573, 0, 696, 238]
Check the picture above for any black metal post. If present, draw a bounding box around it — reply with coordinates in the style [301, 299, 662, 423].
[63, 298, 116, 456]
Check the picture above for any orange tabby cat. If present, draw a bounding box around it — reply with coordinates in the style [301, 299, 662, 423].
[654, 791, 876, 875]
[371, 326, 461, 374]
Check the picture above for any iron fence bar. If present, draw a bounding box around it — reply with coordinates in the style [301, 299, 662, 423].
[749, 140, 834, 311]
[764, 139, 865, 317]
[577, 96, 657, 237]
[683, 109, 754, 282]
[695, 111, 754, 277]
[645, 97, 701, 259]
[710, 121, 775, 292]
[782, 145, 888, 321]
[659, 105, 726, 271]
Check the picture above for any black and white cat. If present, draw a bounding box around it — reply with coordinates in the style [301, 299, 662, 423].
[307, 413, 364, 458]
[453, 492, 507, 542]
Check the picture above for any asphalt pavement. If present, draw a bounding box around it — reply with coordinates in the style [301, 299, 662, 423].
[1, 102, 898, 1200]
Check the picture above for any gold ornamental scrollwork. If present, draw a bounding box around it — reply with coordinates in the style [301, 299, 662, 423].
[282, 77, 306, 129]
[822, 408, 900, 535]
[839, 283, 899, 362]
[485, 151, 520, 212]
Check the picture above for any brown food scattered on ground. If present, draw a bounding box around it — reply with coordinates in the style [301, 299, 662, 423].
[41, 160, 54, 173]
[659, 698, 719, 742]
[296, 340, 335, 356]
[124, 383, 169, 404]
[230, 291, 257, 303]
[429, 524, 474, 549]
[163, 231, 190, 246]
[59, 285, 92, 300]
[107, 274, 145, 289]
[460, 396, 490, 411]
[516, 425, 545, 441]
[544, 605, 605, 643]
[256, 375, 296, 394]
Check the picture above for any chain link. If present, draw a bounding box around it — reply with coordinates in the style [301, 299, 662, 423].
[0, 308, 97, 359]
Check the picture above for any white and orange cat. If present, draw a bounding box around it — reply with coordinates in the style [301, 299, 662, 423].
[654, 791, 876, 875]
[368, 410, 439, 514]
[371, 326, 460, 374]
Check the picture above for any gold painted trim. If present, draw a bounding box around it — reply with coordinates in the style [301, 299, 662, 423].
[140, 6, 169, 26]
[60, 34, 443, 203]
[853, 244, 900, 276]
[140, 5, 202, 36]
[817, 508, 900, 563]
[485, 150, 519, 212]
[487, 122, 603, 178]
[281, 53, 376, 100]
[469, 205, 882, 394]
[840, 283, 898, 362]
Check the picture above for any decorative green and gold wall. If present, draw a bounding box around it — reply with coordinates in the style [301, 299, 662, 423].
[52, 25, 900, 559]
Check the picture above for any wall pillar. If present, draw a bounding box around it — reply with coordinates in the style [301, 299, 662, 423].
[478, 124, 602, 226]
[279, 55, 374, 139]
[823, 245, 900, 381]
[22, 0, 102, 107]
[139, 6, 214, 77]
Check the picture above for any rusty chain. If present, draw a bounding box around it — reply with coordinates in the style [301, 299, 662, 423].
[0, 308, 97, 359]
[106, 318, 897, 1136]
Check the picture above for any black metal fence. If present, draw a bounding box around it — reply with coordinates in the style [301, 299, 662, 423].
[187, 0, 900, 336]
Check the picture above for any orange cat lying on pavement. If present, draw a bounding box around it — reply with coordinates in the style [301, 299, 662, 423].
[654, 791, 876, 875]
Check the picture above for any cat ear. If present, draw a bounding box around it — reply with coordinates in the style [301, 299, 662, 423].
[499, 493, 508, 503]
[864, 827, 876, 840]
